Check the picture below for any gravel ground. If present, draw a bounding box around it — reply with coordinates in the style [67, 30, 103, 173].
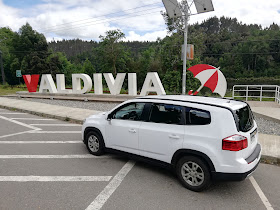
[254, 116, 280, 136]
[22, 98, 280, 136]
[23, 98, 120, 112]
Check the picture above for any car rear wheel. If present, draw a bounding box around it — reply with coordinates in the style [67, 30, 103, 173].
[176, 156, 211, 192]
[86, 131, 105, 156]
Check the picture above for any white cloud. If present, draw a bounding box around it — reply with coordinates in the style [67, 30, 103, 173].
[113, 9, 165, 31]
[0, 0, 27, 31]
[46, 36, 63, 42]
[126, 30, 167, 42]
[26, 0, 165, 41]
[187, 0, 280, 27]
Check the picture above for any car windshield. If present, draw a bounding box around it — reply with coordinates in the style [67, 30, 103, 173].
[235, 105, 254, 132]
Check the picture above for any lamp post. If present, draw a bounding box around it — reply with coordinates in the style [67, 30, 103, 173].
[182, 4, 189, 95]
[162, 0, 214, 95]
[0, 50, 5, 85]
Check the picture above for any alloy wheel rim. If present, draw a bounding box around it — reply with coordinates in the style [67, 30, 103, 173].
[181, 161, 204, 187]
[88, 135, 99, 152]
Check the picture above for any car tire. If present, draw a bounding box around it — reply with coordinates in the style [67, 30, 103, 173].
[86, 131, 105, 156]
[176, 156, 211, 192]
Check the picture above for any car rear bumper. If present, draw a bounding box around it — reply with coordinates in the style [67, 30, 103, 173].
[212, 159, 260, 181]
[212, 143, 261, 181]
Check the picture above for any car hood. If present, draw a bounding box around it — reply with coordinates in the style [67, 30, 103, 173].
[88, 111, 107, 119]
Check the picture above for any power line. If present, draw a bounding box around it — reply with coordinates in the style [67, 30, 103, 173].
[43, 7, 163, 34]
[202, 38, 280, 46]
[42, 2, 161, 30]
[40, 3, 163, 32]
[202, 52, 280, 56]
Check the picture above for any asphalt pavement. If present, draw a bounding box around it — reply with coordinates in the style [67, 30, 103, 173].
[0, 108, 279, 210]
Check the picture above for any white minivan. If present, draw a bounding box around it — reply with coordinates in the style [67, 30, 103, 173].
[82, 95, 261, 192]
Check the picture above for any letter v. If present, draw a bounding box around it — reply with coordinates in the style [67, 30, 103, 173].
[23, 75, 40, 92]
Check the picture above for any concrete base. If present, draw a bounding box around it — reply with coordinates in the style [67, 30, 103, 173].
[259, 133, 280, 159]
[14, 91, 136, 103]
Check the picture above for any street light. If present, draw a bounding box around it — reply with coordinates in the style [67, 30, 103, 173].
[162, 0, 214, 94]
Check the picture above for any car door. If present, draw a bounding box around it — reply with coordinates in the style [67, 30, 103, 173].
[105, 102, 146, 155]
[139, 103, 185, 163]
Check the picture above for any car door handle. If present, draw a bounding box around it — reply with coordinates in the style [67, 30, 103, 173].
[128, 129, 136, 133]
[169, 134, 180, 139]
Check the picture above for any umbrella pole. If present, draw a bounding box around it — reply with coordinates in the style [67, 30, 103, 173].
[192, 84, 204, 95]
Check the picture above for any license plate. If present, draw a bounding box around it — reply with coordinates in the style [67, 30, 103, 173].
[250, 128, 257, 143]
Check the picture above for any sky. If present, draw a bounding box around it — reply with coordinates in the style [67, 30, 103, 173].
[1, 0, 280, 42]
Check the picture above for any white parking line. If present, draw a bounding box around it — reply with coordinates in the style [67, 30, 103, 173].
[0, 113, 27, 114]
[29, 124, 82, 126]
[249, 176, 274, 210]
[85, 160, 135, 210]
[0, 130, 33, 139]
[0, 115, 41, 130]
[10, 118, 55, 121]
[0, 141, 82, 144]
[0, 155, 109, 159]
[0, 176, 112, 182]
[29, 131, 81, 134]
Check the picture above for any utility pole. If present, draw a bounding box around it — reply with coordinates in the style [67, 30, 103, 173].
[0, 50, 5, 85]
[162, 0, 214, 95]
[182, 4, 189, 95]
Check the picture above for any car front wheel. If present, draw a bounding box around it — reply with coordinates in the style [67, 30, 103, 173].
[176, 156, 211, 192]
[86, 131, 105, 156]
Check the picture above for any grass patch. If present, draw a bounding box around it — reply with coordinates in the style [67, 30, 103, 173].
[0, 85, 27, 96]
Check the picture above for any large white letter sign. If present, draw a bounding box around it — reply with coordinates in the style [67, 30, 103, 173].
[56, 74, 72, 93]
[103, 73, 126, 95]
[128, 73, 137, 96]
[72, 74, 92, 94]
[39, 74, 58, 93]
[93, 73, 103, 94]
[140, 72, 166, 96]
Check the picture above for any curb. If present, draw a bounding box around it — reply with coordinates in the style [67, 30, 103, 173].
[260, 155, 280, 167]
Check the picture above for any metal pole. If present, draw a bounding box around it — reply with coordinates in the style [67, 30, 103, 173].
[182, 6, 189, 95]
[0, 50, 5, 85]
[246, 86, 248, 101]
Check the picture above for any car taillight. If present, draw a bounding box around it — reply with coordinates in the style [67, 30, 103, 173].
[222, 135, 248, 151]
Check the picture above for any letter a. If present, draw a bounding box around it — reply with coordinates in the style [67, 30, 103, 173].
[140, 72, 166, 96]
[39, 74, 58, 93]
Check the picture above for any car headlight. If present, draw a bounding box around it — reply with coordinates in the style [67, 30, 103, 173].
[83, 118, 87, 124]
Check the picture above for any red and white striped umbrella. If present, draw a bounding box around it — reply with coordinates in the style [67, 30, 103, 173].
[187, 64, 227, 97]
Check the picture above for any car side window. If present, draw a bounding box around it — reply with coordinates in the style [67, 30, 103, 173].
[186, 108, 211, 125]
[113, 103, 145, 121]
[149, 103, 184, 125]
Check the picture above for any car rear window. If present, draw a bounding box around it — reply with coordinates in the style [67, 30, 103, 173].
[235, 105, 254, 132]
[186, 108, 211, 125]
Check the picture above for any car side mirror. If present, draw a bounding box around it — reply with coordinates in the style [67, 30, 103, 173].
[107, 113, 113, 121]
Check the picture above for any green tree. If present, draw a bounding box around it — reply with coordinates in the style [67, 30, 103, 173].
[82, 58, 95, 75]
[0, 27, 16, 85]
[99, 29, 126, 75]
[12, 23, 49, 75]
